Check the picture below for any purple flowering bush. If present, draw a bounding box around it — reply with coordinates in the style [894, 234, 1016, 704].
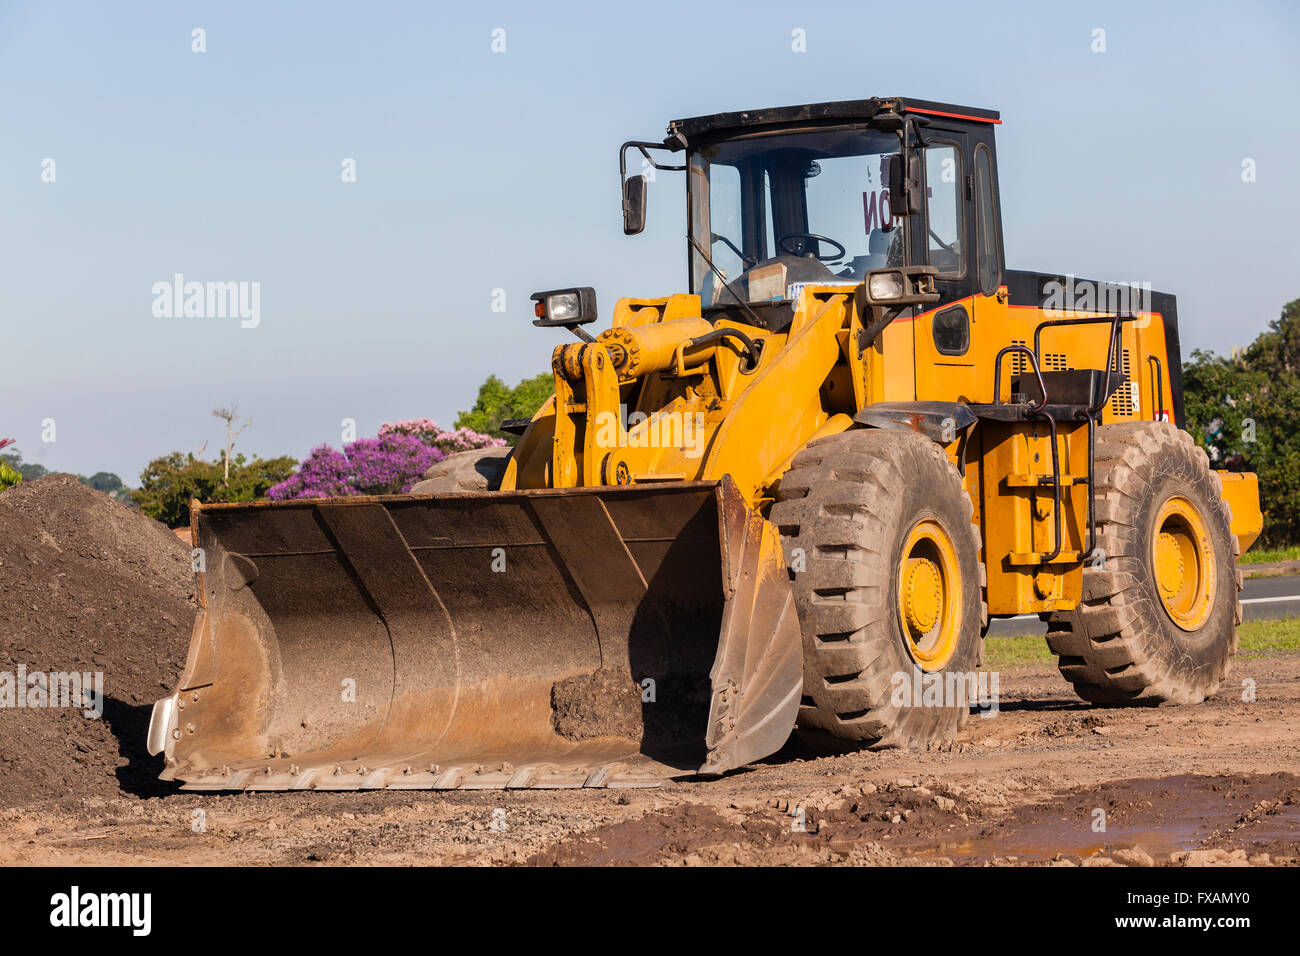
[267, 420, 503, 500]
[379, 418, 506, 454]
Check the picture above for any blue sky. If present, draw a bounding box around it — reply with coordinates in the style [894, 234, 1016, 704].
[2, 0, 1297, 480]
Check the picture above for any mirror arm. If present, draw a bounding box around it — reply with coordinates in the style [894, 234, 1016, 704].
[619, 140, 685, 178]
[619, 139, 685, 237]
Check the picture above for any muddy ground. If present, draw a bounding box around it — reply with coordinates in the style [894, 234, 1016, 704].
[1, 477, 1296, 866]
[3, 656, 1297, 867]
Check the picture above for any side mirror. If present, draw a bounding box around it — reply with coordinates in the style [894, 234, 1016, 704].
[622, 174, 647, 235]
[888, 153, 924, 217]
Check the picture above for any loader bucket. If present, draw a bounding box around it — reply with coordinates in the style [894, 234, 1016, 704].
[148, 478, 802, 790]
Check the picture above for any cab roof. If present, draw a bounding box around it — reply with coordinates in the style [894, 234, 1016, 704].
[668, 97, 1000, 143]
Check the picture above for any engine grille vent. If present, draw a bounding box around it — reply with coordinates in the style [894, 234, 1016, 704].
[1107, 349, 1135, 417]
[1010, 339, 1027, 374]
[1043, 352, 1071, 371]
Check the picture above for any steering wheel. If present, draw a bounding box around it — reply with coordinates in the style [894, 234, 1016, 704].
[777, 232, 846, 262]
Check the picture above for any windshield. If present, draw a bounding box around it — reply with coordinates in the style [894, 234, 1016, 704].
[688, 127, 905, 306]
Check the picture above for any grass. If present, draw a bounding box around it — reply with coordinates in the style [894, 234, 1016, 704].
[982, 616, 1300, 669]
[1240, 544, 1300, 565]
[984, 633, 1054, 668]
[1235, 616, 1300, 657]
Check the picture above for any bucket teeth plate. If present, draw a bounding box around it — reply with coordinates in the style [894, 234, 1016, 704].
[180, 760, 672, 792]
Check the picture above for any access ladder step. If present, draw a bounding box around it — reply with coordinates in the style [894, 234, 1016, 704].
[1004, 473, 1089, 488]
[1008, 550, 1083, 566]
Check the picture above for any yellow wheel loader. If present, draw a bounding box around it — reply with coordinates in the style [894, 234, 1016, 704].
[148, 97, 1263, 790]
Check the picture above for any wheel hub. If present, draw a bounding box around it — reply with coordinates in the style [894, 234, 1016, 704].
[904, 559, 942, 634]
[897, 520, 962, 672]
[1154, 531, 1185, 598]
[1152, 496, 1216, 631]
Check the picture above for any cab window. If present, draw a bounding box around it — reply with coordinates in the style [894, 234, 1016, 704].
[975, 144, 1001, 294]
[925, 144, 964, 277]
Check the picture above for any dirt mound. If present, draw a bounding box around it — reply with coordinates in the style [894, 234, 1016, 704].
[0, 475, 196, 807]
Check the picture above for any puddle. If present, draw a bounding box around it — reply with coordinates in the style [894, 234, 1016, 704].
[526, 772, 1299, 866]
[939, 825, 1197, 862]
[929, 773, 1299, 863]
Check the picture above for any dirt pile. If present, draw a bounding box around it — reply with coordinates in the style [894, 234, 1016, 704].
[551, 669, 713, 752]
[0, 475, 196, 807]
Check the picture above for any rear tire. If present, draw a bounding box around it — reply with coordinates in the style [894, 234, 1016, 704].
[1046, 422, 1242, 705]
[410, 446, 511, 494]
[770, 428, 985, 750]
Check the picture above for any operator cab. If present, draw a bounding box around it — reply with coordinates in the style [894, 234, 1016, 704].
[689, 126, 905, 303]
[621, 97, 1004, 329]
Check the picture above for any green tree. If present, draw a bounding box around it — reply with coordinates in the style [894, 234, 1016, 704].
[0, 447, 48, 482]
[454, 372, 554, 443]
[0, 447, 131, 500]
[0, 460, 21, 491]
[79, 471, 131, 504]
[132, 451, 297, 526]
[1183, 297, 1300, 547]
[84, 472, 123, 492]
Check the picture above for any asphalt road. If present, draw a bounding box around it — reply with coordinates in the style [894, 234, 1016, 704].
[987, 572, 1300, 637]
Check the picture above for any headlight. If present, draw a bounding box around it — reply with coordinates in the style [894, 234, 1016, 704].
[531, 287, 598, 329]
[856, 267, 940, 314]
[868, 271, 905, 301]
[546, 292, 581, 322]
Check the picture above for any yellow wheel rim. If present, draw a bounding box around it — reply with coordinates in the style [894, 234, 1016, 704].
[898, 519, 962, 671]
[1152, 495, 1216, 631]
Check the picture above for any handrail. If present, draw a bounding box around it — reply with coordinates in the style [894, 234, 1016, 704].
[1032, 313, 1139, 416]
[992, 345, 1049, 413]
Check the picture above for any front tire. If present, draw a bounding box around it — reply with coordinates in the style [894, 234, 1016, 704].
[770, 429, 985, 750]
